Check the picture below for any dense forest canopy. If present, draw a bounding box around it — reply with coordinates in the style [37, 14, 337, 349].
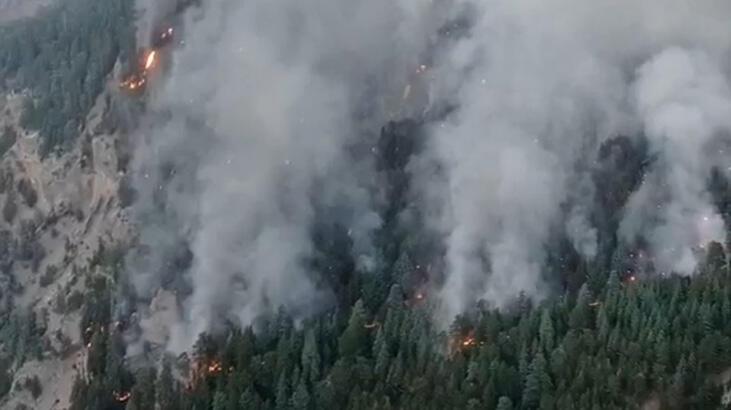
[69, 242, 731, 410]
[65, 118, 731, 410]
[0, 0, 135, 154]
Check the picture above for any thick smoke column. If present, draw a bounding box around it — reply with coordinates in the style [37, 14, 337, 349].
[620, 48, 731, 275]
[128, 0, 443, 351]
[419, 0, 731, 321]
[127, 0, 731, 342]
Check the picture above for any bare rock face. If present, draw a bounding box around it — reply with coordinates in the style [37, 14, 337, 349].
[0, 90, 133, 410]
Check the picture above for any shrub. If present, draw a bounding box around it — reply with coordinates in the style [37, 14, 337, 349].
[23, 376, 42, 399]
[3, 194, 17, 223]
[17, 179, 38, 208]
[66, 290, 83, 312]
[39, 265, 58, 288]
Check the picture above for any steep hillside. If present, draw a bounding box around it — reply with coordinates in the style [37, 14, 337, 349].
[0, 89, 132, 409]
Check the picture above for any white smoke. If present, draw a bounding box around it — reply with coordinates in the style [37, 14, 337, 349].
[128, 0, 444, 352]
[134, 0, 179, 46]
[567, 206, 598, 260]
[127, 0, 731, 341]
[620, 48, 731, 275]
[418, 0, 731, 321]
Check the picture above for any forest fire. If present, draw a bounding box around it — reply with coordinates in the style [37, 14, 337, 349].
[450, 330, 478, 355]
[207, 360, 223, 375]
[119, 24, 173, 93]
[120, 74, 146, 92]
[461, 335, 477, 348]
[119, 63, 151, 93]
[185, 355, 230, 391]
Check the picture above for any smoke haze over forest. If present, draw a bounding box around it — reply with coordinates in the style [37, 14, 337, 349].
[125, 0, 731, 350]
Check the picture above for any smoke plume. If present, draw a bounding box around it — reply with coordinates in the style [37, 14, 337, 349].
[126, 0, 731, 344]
[128, 0, 444, 351]
[417, 0, 731, 321]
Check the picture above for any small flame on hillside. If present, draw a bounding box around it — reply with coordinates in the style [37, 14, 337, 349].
[145, 50, 157, 70]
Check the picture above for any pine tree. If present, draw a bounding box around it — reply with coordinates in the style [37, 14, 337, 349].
[539, 310, 555, 352]
[374, 329, 390, 378]
[212, 390, 228, 410]
[338, 299, 367, 358]
[301, 328, 321, 383]
[569, 284, 592, 329]
[240, 386, 261, 410]
[275, 372, 290, 410]
[157, 357, 178, 410]
[291, 378, 311, 410]
[496, 396, 513, 410]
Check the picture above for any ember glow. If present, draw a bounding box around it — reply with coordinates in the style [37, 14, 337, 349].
[113, 390, 131, 403]
[120, 74, 147, 92]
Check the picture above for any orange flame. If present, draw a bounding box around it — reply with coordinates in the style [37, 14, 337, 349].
[450, 329, 478, 355]
[145, 51, 157, 70]
[207, 360, 223, 375]
[461, 336, 476, 347]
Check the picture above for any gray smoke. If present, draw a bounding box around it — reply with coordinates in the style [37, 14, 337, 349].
[417, 0, 731, 322]
[620, 48, 731, 275]
[128, 0, 445, 352]
[134, 0, 179, 46]
[127, 0, 731, 343]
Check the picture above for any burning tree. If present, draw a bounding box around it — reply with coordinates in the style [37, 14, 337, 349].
[449, 329, 478, 356]
[119, 23, 173, 95]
